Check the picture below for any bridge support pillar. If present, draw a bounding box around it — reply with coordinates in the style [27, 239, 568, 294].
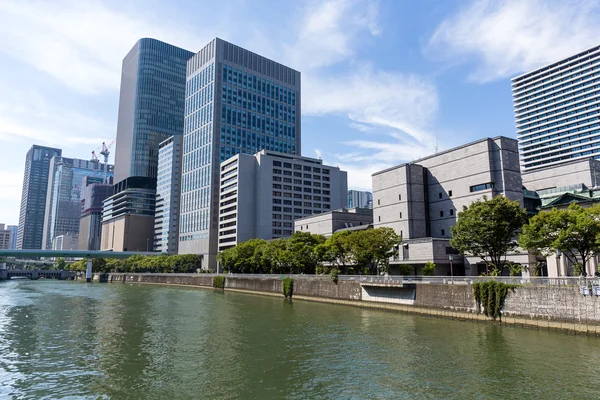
[86, 258, 92, 282]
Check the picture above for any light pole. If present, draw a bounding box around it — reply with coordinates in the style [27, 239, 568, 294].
[449, 254, 454, 284]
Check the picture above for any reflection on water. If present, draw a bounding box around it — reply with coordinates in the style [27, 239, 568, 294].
[0, 280, 598, 399]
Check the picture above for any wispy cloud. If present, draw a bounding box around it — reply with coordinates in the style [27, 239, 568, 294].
[0, 0, 201, 94]
[429, 0, 600, 82]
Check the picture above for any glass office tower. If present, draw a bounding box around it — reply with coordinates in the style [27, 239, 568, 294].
[17, 145, 62, 249]
[513, 45, 600, 170]
[347, 190, 373, 209]
[179, 38, 301, 269]
[42, 157, 113, 249]
[113, 38, 194, 183]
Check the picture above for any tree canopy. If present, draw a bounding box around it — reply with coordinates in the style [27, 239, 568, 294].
[450, 195, 527, 274]
[519, 203, 600, 277]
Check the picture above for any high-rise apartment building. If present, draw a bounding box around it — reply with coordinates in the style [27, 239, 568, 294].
[42, 157, 112, 250]
[179, 38, 301, 269]
[78, 178, 113, 251]
[105, 38, 193, 250]
[0, 224, 11, 249]
[217, 150, 347, 252]
[7, 225, 17, 249]
[154, 135, 183, 253]
[17, 145, 62, 249]
[514, 45, 600, 171]
[348, 190, 373, 209]
[113, 38, 194, 182]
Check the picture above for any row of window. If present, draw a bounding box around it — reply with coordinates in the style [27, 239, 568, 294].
[223, 64, 296, 106]
[272, 206, 330, 213]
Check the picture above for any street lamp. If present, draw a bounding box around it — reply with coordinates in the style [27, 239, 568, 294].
[449, 254, 454, 283]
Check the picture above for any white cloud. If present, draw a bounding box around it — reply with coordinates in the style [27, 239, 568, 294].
[429, 0, 600, 82]
[0, 0, 202, 94]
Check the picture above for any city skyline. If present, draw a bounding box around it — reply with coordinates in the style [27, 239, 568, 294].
[1, 0, 600, 225]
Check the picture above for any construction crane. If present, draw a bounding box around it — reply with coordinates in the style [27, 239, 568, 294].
[100, 142, 111, 184]
[91, 151, 99, 164]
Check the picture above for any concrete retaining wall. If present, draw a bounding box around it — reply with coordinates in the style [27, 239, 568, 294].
[98, 273, 600, 334]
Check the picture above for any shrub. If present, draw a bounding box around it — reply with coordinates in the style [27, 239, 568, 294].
[422, 261, 436, 276]
[472, 281, 518, 320]
[330, 268, 340, 284]
[282, 277, 294, 298]
[212, 276, 225, 289]
[398, 264, 413, 275]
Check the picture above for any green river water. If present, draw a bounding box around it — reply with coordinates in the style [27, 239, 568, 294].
[0, 280, 598, 399]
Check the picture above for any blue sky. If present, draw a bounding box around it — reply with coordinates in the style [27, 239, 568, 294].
[1, 0, 600, 225]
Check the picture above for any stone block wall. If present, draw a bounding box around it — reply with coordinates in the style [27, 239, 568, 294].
[414, 284, 476, 312]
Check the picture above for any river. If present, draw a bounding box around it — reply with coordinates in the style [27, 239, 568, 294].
[0, 280, 597, 399]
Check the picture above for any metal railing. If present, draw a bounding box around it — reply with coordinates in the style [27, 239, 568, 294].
[103, 272, 590, 286]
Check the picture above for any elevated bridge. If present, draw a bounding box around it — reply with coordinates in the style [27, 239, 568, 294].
[0, 249, 158, 282]
[3, 269, 74, 280]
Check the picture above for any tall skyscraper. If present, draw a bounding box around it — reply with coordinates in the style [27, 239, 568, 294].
[113, 38, 194, 182]
[7, 225, 18, 249]
[178, 38, 301, 269]
[154, 135, 183, 253]
[347, 190, 373, 209]
[514, 45, 600, 170]
[17, 145, 62, 249]
[42, 156, 113, 249]
[103, 38, 193, 251]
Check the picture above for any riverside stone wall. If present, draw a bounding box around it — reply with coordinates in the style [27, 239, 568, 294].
[101, 273, 600, 332]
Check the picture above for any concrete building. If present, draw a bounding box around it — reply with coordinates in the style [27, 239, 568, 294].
[17, 145, 62, 249]
[0, 224, 11, 249]
[372, 136, 526, 275]
[521, 157, 600, 191]
[109, 38, 193, 250]
[78, 178, 113, 251]
[154, 136, 183, 254]
[217, 150, 346, 252]
[101, 177, 156, 252]
[53, 233, 78, 251]
[7, 225, 17, 249]
[347, 190, 373, 209]
[42, 156, 112, 250]
[294, 208, 373, 237]
[179, 38, 302, 269]
[514, 45, 600, 171]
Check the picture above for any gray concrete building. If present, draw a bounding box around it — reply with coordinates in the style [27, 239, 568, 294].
[514, 45, 600, 171]
[17, 145, 62, 249]
[179, 38, 302, 269]
[521, 157, 600, 192]
[294, 208, 373, 237]
[217, 150, 346, 252]
[154, 135, 183, 254]
[42, 156, 112, 250]
[372, 136, 524, 275]
[0, 224, 11, 249]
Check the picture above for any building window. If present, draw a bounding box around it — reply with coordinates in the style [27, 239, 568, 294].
[378, 216, 381, 222]
[450, 209, 454, 216]
[470, 182, 495, 192]
[438, 192, 442, 199]
[294, 164, 302, 170]
[440, 210, 444, 217]
[284, 162, 292, 168]
[399, 194, 401, 201]
[273, 169, 281, 174]
[378, 199, 380, 205]
[441, 229, 445, 236]
[273, 161, 281, 167]
[449, 190, 453, 197]
[399, 212, 402, 218]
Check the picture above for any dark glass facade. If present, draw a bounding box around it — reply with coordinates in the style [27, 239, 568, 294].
[113, 38, 194, 182]
[17, 145, 62, 249]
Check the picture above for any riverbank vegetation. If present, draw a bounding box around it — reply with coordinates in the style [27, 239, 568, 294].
[69, 254, 204, 273]
[217, 228, 401, 275]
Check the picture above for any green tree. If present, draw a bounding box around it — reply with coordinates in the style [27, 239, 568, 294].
[422, 261, 436, 276]
[519, 203, 600, 277]
[450, 195, 527, 275]
[314, 231, 352, 272]
[55, 257, 67, 270]
[346, 227, 401, 275]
